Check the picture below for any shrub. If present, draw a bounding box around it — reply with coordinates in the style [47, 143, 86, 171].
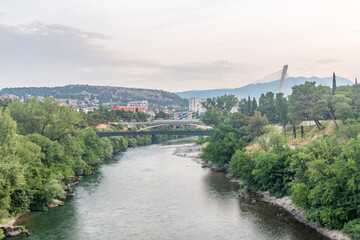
[344, 219, 360, 240]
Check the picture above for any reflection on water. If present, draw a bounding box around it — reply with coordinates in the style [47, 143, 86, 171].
[13, 143, 327, 240]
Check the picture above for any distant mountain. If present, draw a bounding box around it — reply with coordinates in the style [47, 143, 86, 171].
[0, 85, 188, 107]
[177, 76, 354, 100]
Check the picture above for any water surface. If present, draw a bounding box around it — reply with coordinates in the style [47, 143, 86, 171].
[14, 143, 327, 240]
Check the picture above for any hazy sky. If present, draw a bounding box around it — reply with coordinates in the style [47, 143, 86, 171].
[0, 0, 359, 92]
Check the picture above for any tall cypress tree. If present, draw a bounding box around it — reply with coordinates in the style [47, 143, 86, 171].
[332, 72, 337, 95]
[292, 124, 296, 139]
[252, 97, 258, 114]
[301, 125, 304, 138]
[247, 96, 252, 116]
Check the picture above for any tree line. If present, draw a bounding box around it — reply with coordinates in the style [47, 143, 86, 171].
[200, 78, 360, 240]
[0, 97, 157, 239]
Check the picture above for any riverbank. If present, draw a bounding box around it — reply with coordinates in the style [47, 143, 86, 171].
[0, 212, 30, 237]
[257, 192, 350, 240]
[174, 144, 351, 240]
[173, 143, 204, 164]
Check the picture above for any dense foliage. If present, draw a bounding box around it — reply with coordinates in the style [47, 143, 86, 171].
[200, 80, 360, 239]
[0, 85, 188, 107]
[0, 98, 156, 238]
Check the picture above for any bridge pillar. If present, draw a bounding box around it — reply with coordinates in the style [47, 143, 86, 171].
[278, 65, 288, 93]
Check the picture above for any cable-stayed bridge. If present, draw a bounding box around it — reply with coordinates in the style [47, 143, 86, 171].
[97, 65, 289, 137]
[250, 65, 289, 93]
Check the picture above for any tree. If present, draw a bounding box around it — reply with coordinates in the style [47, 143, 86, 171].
[229, 112, 249, 129]
[247, 96, 252, 116]
[252, 97, 258, 115]
[202, 94, 238, 113]
[275, 93, 288, 127]
[201, 124, 246, 168]
[201, 108, 223, 126]
[259, 92, 275, 122]
[331, 94, 353, 122]
[288, 82, 327, 130]
[155, 111, 169, 120]
[292, 124, 296, 139]
[301, 125, 304, 138]
[332, 72, 337, 95]
[246, 111, 269, 140]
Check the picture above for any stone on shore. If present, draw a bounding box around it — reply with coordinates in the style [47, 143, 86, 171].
[1, 226, 31, 237]
[47, 199, 65, 208]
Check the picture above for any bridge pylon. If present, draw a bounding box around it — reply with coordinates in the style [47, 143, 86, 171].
[278, 65, 288, 93]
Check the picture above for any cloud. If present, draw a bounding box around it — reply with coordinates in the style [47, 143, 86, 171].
[0, 21, 112, 67]
[0, 22, 248, 91]
[316, 59, 342, 64]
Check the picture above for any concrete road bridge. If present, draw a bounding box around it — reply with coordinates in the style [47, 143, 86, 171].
[96, 119, 214, 137]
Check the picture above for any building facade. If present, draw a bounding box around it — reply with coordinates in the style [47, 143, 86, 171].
[127, 100, 148, 110]
[112, 106, 146, 112]
[189, 98, 206, 114]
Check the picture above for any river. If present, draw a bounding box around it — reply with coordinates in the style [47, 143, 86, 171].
[13, 141, 328, 240]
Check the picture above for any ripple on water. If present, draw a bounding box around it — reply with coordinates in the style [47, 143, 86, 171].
[13, 143, 328, 240]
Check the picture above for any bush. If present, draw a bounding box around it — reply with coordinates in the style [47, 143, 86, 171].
[291, 183, 309, 209]
[344, 219, 360, 240]
[9, 189, 30, 215]
[229, 150, 255, 185]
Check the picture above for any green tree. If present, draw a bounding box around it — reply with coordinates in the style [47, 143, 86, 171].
[202, 94, 238, 113]
[332, 72, 337, 95]
[201, 125, 246, 168]
[275, 93, 288, 127]
[259, 92, 275, 123]
[331, 94, 353, 122]
[201, 108, 224, 126]
[246, 111, 269, 140]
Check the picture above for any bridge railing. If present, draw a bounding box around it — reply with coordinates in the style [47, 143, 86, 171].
[96, 129, 215, 137]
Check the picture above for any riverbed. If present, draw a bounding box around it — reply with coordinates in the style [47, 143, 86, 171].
[12, 142, 328, 240]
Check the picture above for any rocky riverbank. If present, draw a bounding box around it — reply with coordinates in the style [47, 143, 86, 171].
[0, 212, 31, 238]
[174, 144, 351, 240]
[229, 174, 351, 240]
[1, 180, 78, 238]
[173, 143, 204, 164]
[256, 191, 350, 240]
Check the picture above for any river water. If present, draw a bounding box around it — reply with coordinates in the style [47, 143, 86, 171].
[13, 142, 327, 240]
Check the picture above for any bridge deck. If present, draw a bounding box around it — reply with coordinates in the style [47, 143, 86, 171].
[96, 130, 214, 137]
[123, 120, 205, 126]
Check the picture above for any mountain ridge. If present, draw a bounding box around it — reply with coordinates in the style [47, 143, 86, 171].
[0, 84, 188, 107]
[177, 76, 354, 99]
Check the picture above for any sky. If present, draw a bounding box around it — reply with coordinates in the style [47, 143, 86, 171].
[0, 0, 359, 92]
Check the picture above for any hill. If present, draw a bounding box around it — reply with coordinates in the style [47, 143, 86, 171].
[177, 76, 353, 99]
[0, 85, 188, 107]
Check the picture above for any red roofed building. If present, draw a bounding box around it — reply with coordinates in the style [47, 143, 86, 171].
[112, 106, 146, 112]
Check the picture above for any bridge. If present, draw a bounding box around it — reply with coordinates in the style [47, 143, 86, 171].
[96, 129, 215, 137]
[96, 119, 214, 137]
[96, 65, 289, 138]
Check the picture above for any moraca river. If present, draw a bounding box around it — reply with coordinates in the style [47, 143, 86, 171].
[13, 140, 328, 240]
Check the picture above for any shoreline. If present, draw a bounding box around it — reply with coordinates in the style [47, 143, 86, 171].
[172, 143, 204, 165]
[254, 191, 350, 240]
[173, 143, 351, 240]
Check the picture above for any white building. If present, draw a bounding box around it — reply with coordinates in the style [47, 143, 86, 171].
[189, 98, 206, 114]
[127, 100, 148, 110]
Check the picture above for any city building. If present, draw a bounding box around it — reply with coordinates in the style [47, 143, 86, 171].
[127, 100, 148, 110]
[189, 98, 206, 114]
[112, 106, 146, 112]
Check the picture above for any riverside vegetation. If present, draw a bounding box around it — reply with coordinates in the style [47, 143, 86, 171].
[0, 97, 179, 238]
[199, 78, 360, 240]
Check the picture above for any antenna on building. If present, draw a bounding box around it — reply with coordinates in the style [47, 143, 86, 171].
[278, 65, 288, 93]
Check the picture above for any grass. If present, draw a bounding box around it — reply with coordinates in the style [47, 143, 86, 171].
[246, 120, 341, 152]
